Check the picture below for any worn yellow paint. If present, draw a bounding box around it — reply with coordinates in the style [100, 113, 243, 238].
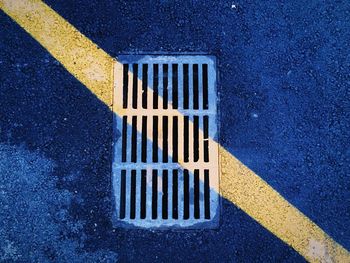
[0, 0, 114, 107]
[220, 147, 350, 262]
[1, 0, 349, 262]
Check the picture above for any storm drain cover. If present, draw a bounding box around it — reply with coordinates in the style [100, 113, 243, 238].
[112, 55, 219, 228]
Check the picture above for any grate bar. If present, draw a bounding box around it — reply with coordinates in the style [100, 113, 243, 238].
[113, 161, 215, 170]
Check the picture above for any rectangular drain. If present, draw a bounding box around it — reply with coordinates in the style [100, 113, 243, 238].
[112, 55, 219, 228]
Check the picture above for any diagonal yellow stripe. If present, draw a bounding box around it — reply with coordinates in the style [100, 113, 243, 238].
[1, 0, 349, 262]
[0, 0, 114, 107]
[220, 148, 350, 262]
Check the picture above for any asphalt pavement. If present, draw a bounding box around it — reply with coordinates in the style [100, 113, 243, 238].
[0, 0, 349, 262]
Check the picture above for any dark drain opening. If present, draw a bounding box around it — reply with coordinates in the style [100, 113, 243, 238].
[119, 170, 126, 219]
[162, 116, 168, 163]
[172, 116, 178, 163]
[172, 169, 179, 219]
[141, 170, 147, 219]
[152, 170, 158, 219]
[152, 116, 158, 163]
[163, 64, 168, 109]
[131, 116, 137, 163]
[183, 64, 189, 109]
[153, 64, 159, 109]
[183, 169, 189, 220]
[142, 64, 148, 109]
[184, 116, 189, 162]
[162, 170, 168, 219]
[204, 115, 209, 162]
[122, 64, 128, 109]
[193, 116, 199, 162]
[193, 64, 199, 110]
[141, 116, 147, 162]
[130, 169, 136, 219]
[121, 116, 127, 162]
[194, 169, 200, 219]
[172, 64, 178, 109]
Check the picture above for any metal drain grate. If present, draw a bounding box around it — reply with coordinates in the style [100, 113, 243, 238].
[112, 55, 219, 228]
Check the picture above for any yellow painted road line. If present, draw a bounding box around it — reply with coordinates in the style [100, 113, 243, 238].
[220, 148, 350, 262]
[1, 0, 349, 262]
[0, 0, 114, 107]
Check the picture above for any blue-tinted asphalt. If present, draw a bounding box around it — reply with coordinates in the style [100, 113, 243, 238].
[0, 0, 349, 262]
